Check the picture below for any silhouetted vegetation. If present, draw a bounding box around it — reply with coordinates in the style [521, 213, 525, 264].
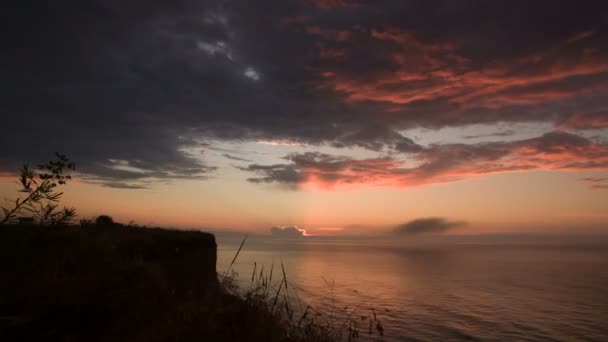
[95, 215, 115, 226]
[0, 153, 76, 226]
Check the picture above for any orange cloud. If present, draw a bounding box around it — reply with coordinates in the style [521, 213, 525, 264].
[558, 112, 608, 130]
[371, 28, 456, 53]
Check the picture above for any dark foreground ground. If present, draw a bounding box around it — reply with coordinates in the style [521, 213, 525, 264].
[0, 225, 301, 342]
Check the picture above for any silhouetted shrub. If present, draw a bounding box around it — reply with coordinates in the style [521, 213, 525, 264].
[95, 215, 115, 226]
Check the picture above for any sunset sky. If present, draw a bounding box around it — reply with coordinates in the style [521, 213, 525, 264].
[1, 0, 608, 235]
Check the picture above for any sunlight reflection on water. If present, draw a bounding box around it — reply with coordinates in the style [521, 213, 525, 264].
[216, 235, 608, 341]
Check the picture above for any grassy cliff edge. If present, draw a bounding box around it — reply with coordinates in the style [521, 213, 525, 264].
[0, 225, 332, 342]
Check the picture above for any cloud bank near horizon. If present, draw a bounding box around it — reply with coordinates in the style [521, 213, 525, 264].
[270, 226, 307, 238]
[394, 218, 468, 235]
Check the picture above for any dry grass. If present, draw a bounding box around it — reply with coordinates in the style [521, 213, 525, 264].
[219, 237, 386, 342]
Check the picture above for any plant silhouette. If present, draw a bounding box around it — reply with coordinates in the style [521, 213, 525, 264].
[1, 153, 76, 226]
[95, 215, 115, 226]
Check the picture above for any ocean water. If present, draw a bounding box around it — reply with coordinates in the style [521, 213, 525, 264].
[216, 235, 608, 341]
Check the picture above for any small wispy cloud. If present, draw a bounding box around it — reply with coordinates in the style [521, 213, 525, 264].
[244, 67, 260, 81]
[197, 40, 233, 60]
[257, 140, 304, 147]
[463, 130, 516, 139]
[222, 154, 252, 162]
[580, 176, 608, 190]
[100, 182, 150, 190]
[270, 226, 309, 238]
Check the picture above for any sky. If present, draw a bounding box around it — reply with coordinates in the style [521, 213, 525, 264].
[1, 0, 608, 235]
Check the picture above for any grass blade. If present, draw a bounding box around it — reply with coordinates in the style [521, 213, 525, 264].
[224, 235, 247, 278]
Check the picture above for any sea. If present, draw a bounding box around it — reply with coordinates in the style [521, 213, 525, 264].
[215, 234, 608, 341]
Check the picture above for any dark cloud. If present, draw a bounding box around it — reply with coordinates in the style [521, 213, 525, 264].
[242, 152, 399, 188]
[463, 130, 516, 139]
[99, 182, 150, 190]
[222, 154, 252, 162]
[270, 226, 306, 238]
[241, 163, 306, 187]
[2, 0, 608, 188]
[331, 124, 423, 152]
[394, 217, 467, 235]
[74, 157, 217, 189]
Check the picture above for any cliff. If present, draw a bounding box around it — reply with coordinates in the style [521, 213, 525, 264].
[0, 225, 295, 341]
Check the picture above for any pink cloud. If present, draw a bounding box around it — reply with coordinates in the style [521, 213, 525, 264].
[244, 132, 608, 190]
[558, 112, 608, 130]
[312, 28, 608, 119]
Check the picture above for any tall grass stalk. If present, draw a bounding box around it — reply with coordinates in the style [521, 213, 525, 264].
[219, 238, 386, 341]
[223, 235, 247, 280]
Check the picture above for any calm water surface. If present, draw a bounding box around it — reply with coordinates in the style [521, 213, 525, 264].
[216, 235, 608, 341]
